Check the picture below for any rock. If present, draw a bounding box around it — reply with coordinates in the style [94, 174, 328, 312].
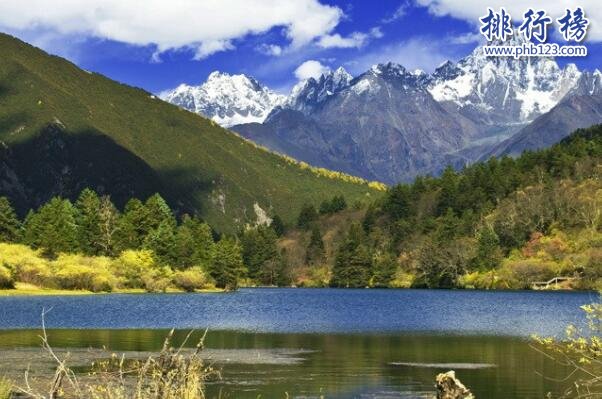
[436, 371, 475, 399]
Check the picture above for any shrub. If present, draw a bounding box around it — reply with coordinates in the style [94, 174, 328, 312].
[111, 249, 157, 289]
[172, 267, 210, 292]
[0, 377, 11, 399]
[52, 254, 116, 292]
[0, 243, 50, 286]
[498, 258, 556, 289]
[141, 267, 172, 293]
[0, 265, 14, 289]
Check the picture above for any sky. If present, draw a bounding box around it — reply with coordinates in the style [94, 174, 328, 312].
[1, 0, 601, 94]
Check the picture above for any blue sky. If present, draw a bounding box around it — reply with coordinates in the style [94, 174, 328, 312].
[1, 0, 601, 94]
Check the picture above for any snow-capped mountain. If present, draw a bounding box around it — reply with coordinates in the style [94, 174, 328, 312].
[285, 67, 353, 114]
[161, 71, 285, 127]
[163, 38, 602, 183]
[427, 34, 582, 125]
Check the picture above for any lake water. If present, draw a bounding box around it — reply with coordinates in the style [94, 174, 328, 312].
[0, 288, 597, 398]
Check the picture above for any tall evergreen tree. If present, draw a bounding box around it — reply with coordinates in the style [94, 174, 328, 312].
[241, 226, 279, 283]
[270, 214, 285, 237]
[117, 198, 149, 249]
[74, 188, 101, 255]
[144, 220, 177, 265]
[305, 225, 324, 265]
[371, 252, 397, 288]
[0, 196, 21, 242]
[209, 237, 245, 290]
[297, 204, 317, 229]
[24, 197, 78, 256]
[331, 223, 371, 287]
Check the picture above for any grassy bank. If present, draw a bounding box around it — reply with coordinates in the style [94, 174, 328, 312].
[0, 282, 224, 297]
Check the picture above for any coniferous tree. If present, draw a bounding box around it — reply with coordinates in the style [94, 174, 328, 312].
[473, 225, 503, 271]
[74, 188, 101, 255]
[25, 197, 78, 256]
[145, 193, 176, 231]
[297, 204, 317, 229]
[209, 237, 245, 290]
[241, 226, 279, 283]
[270, 214, 285, 237]
[305, 225, 324, 265]
[371, 252, 397, 288]
[117, 198, 148, 249]
[0, 196, 21, 242]
[331, 223, 371, 287]
[144, 220, 177, 265]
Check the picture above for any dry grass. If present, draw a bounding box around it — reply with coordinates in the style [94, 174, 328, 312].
[14, 311, 219, 399]
[0, 377, 11, 399]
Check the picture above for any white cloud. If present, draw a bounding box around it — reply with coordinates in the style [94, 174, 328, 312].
[317, 26, 383, 49]
[347, 36, 462, 74]
[415, 0, 602, 41]
[382, 3, 410, 23]
[0, 0, 344, 58]
[294, 60, 330, 80]
[256, 44, 283, 56]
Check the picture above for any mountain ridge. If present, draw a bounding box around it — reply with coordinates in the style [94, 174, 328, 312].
[163, 35, 602, 184]
[0, 33, 382, 232]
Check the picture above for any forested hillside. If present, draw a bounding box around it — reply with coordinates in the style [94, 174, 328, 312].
[0, 33, 382, 233]
[268, 125, 602, 289]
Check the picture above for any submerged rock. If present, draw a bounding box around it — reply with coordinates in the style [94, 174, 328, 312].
[436, 371, 474, 399]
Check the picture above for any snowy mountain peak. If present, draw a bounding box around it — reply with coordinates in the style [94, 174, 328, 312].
[428, 38, 583, 123]
[161, 71, 285, 127]
[286, 67, 353, 114]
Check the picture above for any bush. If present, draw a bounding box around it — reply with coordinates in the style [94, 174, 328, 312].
[0, 265, 14, 289]
[172, 267, 210, 292]
[111, 249, 157, 289]
[0, 243, 50, 286]
[52, 254, 116, 292]
[498, 258, 556, 289]
[141, 267, 172, 293]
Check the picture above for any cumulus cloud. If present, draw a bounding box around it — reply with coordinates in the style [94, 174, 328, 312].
[0, 0, 344, 59]
[416, 0, 602, 41]
[294, 60, 330, 80]
[317, 27, 384, 49]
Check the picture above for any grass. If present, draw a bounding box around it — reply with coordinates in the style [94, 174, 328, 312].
[14, 316, 218, 399]
[0, 33, 383, 232]
[0, 283, 223, 297]
[0, 377, 11, 399]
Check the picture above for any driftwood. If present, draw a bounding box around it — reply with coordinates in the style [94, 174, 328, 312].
[436, 371, 475, 399]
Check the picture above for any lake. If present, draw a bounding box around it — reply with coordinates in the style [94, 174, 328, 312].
[0, 288, 597, 398]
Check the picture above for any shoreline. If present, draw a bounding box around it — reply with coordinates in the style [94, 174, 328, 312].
[0, 283, 224, 297]
[0, 284, 590, 297]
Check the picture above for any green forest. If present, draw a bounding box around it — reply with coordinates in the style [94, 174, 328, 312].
[0, 125, 601, 293]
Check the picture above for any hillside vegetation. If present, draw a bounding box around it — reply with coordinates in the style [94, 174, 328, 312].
[272, 125, 602, 289]
[0, 33, 382, 232]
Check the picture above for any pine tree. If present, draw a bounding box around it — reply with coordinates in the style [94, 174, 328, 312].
[117, 198, 149, 249]
[144, 220, 177, 265]
[473, 225, 503, 271]
[145, 193, 176, 231]
[74, 188, 101, 255]
[305, 224, 324, 265]
[25, 197, 78, 257]
[330, 223, 371, 287]
[209, 237, 245, 290]
[297, 204, 317, 229]
[0, 196, 21, 242]
[270, 214, 285, 237]
[241, 226, 278, 283]
[372, 252, 397, 288]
